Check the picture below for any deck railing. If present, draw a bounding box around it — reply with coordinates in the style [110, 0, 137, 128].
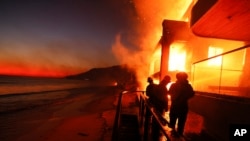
[192, 44, 250, 98]
[111, 90, 171, 141]
[111, 90, 125, 141]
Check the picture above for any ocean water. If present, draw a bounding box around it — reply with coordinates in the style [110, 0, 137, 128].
[0, 76, 89, 95]
[0, 76, 119, 113]
[0, 76, 89, 113]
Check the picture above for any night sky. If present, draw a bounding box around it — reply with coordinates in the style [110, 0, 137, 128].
[0, 0, 191, 77]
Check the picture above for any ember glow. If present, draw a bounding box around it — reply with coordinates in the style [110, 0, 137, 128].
[149, 47, 161, 77]
[169, 41, 187, 71]
[112, 0, 195, 89]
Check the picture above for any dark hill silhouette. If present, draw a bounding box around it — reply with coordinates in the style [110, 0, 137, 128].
[66, 65, 137, 88]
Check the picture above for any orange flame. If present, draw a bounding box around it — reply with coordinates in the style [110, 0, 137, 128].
[112, 0, 195, 89]
[169, 41, 187, 71]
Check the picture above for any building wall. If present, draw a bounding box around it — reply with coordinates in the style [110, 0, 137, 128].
[161, 20, 250, 141]
[189, 92, 250, 141]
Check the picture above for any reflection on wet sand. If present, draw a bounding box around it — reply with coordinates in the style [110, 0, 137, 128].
[0, 77, 120, 141]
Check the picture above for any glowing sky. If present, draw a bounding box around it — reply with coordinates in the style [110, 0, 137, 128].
[0, 0, 137, 77]
[0, 0, 194, 78]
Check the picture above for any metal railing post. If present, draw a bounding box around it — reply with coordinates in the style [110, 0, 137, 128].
[111, 91, 123, 141]
[111, 90, 171, 141]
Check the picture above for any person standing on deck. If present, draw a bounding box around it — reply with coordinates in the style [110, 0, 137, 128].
[155, 75, 171, 115]
[146, 77, 158, 105]
[152, 75, 171, 141]
[168, 72, 195, 137]
[144, 77, 158, 141]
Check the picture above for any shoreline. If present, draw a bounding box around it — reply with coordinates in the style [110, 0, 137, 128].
[0, 86, 120, 141]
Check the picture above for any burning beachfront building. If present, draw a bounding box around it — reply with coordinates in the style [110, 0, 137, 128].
[112, 0, 250, 140]
[153, 0, 250, 140]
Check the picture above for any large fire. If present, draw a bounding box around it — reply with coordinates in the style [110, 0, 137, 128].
[149, 46, 161, 77]
[112, 0, 195, 89]
[112, 0, 248, 99]
[148, 41, 187, 84]
[169, 41, 187, 71]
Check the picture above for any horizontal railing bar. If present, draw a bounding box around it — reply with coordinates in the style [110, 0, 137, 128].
[112, 90, 171, 141]
[193, 44, 250, 64]
[111, 90, 146, 141]
[138, 92, 171, 141]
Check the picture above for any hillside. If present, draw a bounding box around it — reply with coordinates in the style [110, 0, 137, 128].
[66, 65, 137, 87]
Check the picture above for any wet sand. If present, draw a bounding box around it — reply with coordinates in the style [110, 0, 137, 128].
[0, 76, 217, 141]
[0, 86, 120, 141]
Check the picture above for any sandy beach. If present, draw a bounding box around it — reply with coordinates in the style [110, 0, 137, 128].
[0, 77, 216, 141]
[0, 86, 120, 141]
